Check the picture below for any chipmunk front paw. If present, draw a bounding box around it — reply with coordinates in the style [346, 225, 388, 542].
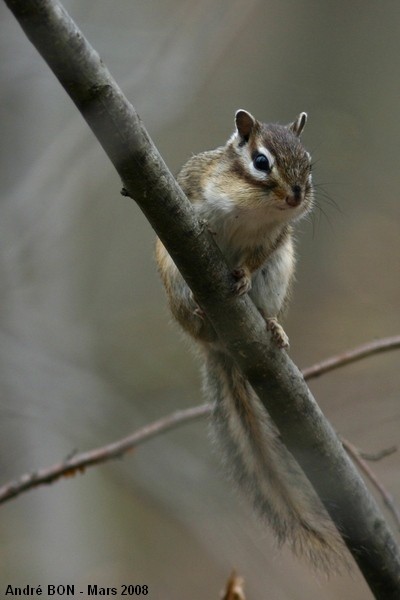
[266, 317, 290, 349]
[232, 267, 252, 296]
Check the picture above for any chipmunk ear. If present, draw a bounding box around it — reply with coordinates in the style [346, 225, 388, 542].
[288, 112, 307, 137]
[235, 109, 256, 142]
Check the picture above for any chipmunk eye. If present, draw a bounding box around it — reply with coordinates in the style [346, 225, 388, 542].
[253, 154, 270, 172]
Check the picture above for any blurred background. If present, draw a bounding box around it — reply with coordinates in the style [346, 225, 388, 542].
[1, 1, 399, 598]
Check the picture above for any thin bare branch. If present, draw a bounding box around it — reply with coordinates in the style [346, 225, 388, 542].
[1, 336, 399, 506]
[342, 438, 400, 532]
[361, 447, 398, 462]
[303, 335, 400, 380]
[0, 404, 212, 505]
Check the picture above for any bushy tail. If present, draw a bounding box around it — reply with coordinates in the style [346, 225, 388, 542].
[203, 349, 347, 573]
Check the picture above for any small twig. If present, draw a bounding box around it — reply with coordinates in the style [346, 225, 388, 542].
[120, 186, 131, 198]
[302, 335, 400, 380]
[342, 438, 400, 531]
[361, 446, 398, 462]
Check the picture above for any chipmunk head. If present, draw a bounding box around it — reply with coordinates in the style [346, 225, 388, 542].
[226, 110, 313, 220]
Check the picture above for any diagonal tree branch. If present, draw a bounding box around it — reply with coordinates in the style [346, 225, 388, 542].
[4, 1, 400, 596]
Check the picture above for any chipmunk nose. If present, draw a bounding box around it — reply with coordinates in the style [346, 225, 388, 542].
[286, 185, 302, 207]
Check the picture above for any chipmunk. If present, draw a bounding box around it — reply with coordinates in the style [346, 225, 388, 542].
[156, 110, 345, 571]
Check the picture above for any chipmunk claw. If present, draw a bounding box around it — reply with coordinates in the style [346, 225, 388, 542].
[266, 317, 290, 349]
[189, 291, 206, 319]
[194, 305, 206, 319]
[232, 268, 252, 296]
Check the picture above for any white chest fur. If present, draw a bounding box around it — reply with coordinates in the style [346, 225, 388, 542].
[196, 181, 295, 318]
[249, 237, 295, 317]
[198, 181, 284, 262]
